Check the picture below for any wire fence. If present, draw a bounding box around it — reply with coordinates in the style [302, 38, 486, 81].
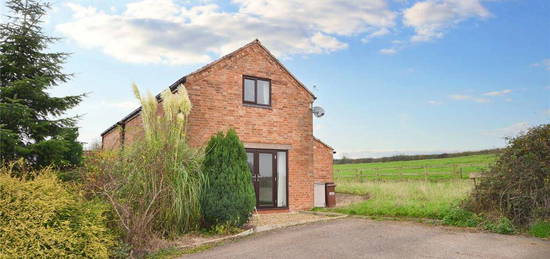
[334, 163, 492, 182]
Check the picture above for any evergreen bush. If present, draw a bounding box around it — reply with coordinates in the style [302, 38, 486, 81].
[201, 129, 256, 227]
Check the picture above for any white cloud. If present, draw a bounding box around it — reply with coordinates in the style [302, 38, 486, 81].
[57, 0, 396, 64]
[379, 48, 397, 55]
[236, 0, 395, 35]
[403, 0, 491, 42]
[450, 89, 514, 103]
[483, 89, 512, 96]
[544, 109, 550, 116]
[378, 36, 405, 54]
[482, 122, 530, 138]
[427, 100, 442, 105]
[449, 94, 489, 103]
[531, 59, 550, 71]
[361, 27, 391, 43]
[449, 94, 470, 100]
[310, 32, 348, 53]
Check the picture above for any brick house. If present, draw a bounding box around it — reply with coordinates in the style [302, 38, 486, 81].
[101, 39, 334, 211]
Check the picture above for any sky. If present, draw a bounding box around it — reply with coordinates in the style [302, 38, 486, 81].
[2, 0, 548, 158]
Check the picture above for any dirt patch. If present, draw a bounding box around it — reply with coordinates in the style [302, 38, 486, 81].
[249, 212, 331, 227]
[148, 232, 234, 252]
[336, 193, 369, 207]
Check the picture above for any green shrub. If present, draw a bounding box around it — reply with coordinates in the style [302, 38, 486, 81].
[442, 208, 481, 227]
[205, 222, 243, 235]
[466, 124, 550, 226]
[440, 208, 515, 234]
[84, 84, 205, 254]
[201, 129, 256, 227]
[529, 221, 550, 238]
[0, 162, 118, 258]
[483, 217, 515, 234]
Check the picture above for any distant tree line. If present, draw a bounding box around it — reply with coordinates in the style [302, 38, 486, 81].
[334, 149, 502, 164]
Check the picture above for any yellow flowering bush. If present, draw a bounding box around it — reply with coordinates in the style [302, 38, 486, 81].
[0, 162, 118, 258]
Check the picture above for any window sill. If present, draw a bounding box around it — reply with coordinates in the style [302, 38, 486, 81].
[243, 103, 272, 110]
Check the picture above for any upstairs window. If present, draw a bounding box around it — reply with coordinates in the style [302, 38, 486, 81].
[243, 76, 271, 106]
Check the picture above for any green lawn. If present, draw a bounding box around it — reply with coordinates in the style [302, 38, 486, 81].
[333, 180, 473, 219]
[334, 154, 497, 180]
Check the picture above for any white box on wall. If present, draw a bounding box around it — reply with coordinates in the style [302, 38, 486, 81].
[314, 183, 326, 207]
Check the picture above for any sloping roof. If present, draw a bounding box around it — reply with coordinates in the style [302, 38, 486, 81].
[101, 39, 315, 136]
[313, 137, 334, 151]
[100, 76, 186, 136]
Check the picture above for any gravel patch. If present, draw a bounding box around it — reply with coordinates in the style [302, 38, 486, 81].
[250, 212, 331, 227]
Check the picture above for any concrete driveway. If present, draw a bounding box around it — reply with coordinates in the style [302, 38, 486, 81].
[183, 218, 550, 259]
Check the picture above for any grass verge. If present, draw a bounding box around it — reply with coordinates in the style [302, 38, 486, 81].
[529, 221, 550, 238]
[333, 180, 472, 219]
[330, 180, 521, 235]
[146, 243, 216, 259]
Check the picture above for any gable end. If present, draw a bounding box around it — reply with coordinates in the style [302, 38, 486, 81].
[101, 39, 315, 137]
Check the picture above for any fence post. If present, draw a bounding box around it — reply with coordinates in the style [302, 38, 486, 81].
[459, 168, 463, 179]
[355, 169, 360, 182]
[453, 164, 457, 178]
[424, 165, 428, 182]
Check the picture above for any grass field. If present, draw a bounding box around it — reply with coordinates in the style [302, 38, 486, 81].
[334, 180, 473, 219]
[334, 154, 497, 180]
[328, 154, 549, 237]
[331, 155, 490, 218]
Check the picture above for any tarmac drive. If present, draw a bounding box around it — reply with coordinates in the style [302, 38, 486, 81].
[183, 217, 550, 259]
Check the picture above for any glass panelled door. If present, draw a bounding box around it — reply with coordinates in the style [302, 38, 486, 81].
[258, 152, 275, 207]
[246, 149, 287, 209]
[246, 153, 258, 203]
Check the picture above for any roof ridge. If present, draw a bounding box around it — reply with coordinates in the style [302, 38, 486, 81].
[179, 39, 315, 99]
[182, 39, 260, 81]
[253, 40, 316, 99]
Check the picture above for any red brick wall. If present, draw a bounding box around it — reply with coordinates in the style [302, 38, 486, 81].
[313, 139, 334, 183]
[101, 42, 333, 210]
[183, 43, 315, 210]
[124, 114, 144, 145]
[102, 126, 121, 150]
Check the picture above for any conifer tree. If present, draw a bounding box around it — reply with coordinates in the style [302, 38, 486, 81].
[0, 0, 84, 168]
[201, 129, 256, 227]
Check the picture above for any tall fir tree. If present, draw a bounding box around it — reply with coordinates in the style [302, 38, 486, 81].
[0, 0, 84, 168]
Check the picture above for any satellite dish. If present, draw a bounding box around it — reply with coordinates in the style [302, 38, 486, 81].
[312, 106, 325, 118]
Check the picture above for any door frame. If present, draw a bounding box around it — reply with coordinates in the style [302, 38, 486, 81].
[246, 148, 289, 209]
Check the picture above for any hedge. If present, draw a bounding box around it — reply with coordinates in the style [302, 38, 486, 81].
[0, 165, 118, 258]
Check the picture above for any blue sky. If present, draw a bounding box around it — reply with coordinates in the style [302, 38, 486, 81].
[4, 0, 548, 157]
